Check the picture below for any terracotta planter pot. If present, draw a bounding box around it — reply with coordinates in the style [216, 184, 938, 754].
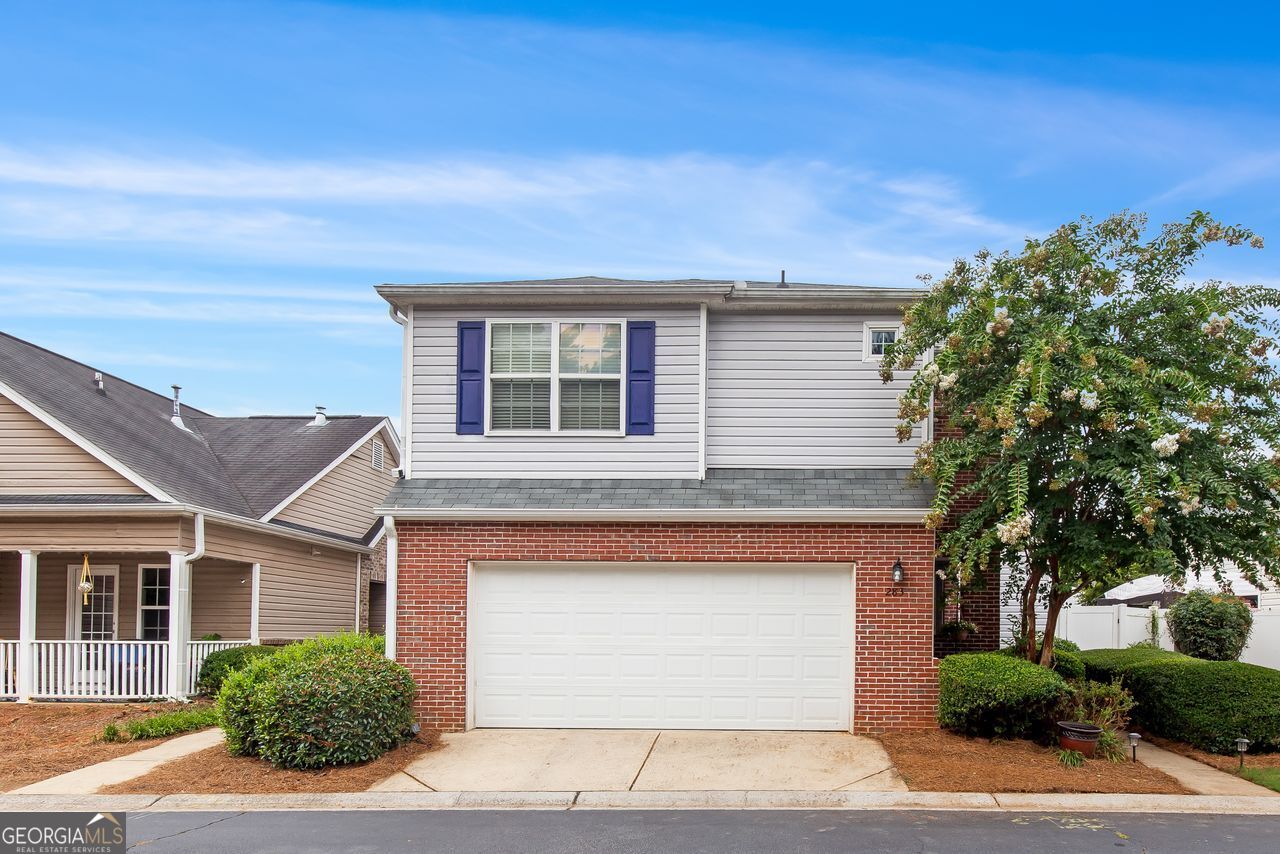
[1057, 721, 1103, 758]
[955, 629, 971, 642]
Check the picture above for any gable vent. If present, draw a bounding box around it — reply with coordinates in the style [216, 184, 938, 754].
[371, 438, 385, 472]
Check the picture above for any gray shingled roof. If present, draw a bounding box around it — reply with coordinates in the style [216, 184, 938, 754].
[0, 331, 388, 521]
[381, 468, 933, 512]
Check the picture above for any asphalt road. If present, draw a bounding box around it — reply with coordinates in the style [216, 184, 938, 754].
[124, 809, 1280, 853]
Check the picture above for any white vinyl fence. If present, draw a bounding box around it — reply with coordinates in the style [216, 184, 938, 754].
[1056, 604, 1280, 670]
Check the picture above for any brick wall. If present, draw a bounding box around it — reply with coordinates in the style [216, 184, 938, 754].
[395, 521, 939, 734]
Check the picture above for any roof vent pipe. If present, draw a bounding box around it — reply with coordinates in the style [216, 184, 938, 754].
[93, 372, 104, 392]
[779, 269, 788, 289]
[170, 385, 190, 431]
[310, 405, 328, 427]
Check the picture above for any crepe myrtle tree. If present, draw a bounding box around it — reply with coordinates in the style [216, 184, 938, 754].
[882, 211, 1280, 666]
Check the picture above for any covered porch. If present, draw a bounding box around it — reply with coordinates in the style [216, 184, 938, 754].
[0, 548, 257, 701]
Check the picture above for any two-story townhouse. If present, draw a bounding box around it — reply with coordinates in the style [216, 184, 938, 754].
[0, 331, 399, 702]
[377, 277, 974, 734]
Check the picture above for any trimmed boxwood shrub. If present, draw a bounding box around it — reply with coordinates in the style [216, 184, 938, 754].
[1079, 647, 1280, 754]
[939, 652, 1070, 738]
[1166, 590, 1253, 661]
[196, 645, 278, 695]
[997, 639, 1084, 680]
[218, 633, 414, 768]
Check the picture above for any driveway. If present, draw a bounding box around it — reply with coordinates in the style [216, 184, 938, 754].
[373, 729, 905, 792]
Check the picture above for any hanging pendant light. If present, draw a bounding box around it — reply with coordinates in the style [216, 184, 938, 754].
[78, 553, 94, 605]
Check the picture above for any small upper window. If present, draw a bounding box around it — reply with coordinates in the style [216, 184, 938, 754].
[371, 439, 385, 472]
[864, 324, 901, 360]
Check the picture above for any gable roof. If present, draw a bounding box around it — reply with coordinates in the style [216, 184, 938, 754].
[0, 331, 392, 523]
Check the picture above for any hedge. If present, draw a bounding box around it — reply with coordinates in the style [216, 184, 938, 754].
[218, 633, 414, 768]
[196, 645, 278, 695]
[1079, 647, 1280, 754]
[1166, 590, 1253, 661]
[938, 652, 1070, 738]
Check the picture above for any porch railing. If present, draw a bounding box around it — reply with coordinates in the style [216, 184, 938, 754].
[32, 641, 169, 700]
[186, 640, 251, 695]
[0, 641, 17, 699]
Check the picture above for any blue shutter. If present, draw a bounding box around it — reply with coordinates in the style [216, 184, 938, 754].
[626, 321, 656, 436]
[456, 321, 485, 435]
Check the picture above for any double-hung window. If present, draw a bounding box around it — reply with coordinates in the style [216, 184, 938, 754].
[488, 321, 624, 433]
[137, 566, 170, 641]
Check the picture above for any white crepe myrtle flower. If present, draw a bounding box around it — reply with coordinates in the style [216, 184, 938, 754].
[1060, 388, 1078, 402]
[1079, 390, 1099, 410]
[921, 362, 940, 384]
[997, 513, 1033, 546]
[939, 372, 958, 391]
[1179, 495, 1201, 515]
[1152, 433, 1181, 458]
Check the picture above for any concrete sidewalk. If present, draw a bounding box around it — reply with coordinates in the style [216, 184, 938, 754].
[9, 728, 224, 795]
[1137, 742, 1280, 797]
[4, 790, 1280, 814]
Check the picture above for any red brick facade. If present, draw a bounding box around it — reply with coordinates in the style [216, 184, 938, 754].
[395, 521, 939, 734]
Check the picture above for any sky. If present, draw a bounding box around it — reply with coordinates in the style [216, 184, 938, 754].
[1, 1, 1278, 422]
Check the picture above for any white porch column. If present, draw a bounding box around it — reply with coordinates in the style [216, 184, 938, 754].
[249, 563, 261, 644]
[166, 551, 193, 699]
[17, 550, 38, 703]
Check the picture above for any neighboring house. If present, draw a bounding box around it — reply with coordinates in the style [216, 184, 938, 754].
[376, 277, 964, 734]
[0, 331, 400, 702]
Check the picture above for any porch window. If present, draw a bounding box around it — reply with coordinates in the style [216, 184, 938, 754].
[138, 566, 170, 641]
[79, 572, 118, 641]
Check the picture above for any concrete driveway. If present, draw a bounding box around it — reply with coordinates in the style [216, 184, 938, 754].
[373, 730, 905, 792]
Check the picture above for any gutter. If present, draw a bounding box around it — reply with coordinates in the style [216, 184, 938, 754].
[375, 508, 931, 523]
[0, 502, 375, 554]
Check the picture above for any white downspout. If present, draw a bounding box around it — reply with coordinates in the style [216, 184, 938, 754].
[167, 512, 204, 699]
[384, 515, 398, 660]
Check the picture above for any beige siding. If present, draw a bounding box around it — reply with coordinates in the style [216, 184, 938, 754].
[191, 559, 252, 639]
[0, 517, 184, 551]
[202, 522, 358, 639]
[0, 395, 144, 495]
[275, 436, 396, 540]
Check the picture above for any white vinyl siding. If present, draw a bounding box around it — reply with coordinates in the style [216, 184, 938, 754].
[411, 307, 701, 478]
[706, 313, 922, 469]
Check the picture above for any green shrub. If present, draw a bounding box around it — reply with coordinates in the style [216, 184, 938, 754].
[938, 653, 1070, 738]
[217, 633, 412, 768]
[196, 645, 278, 695]
[1052, 649, 1086, 680]
[1004, 633, 1080, 656]
[1166, 590, 1253, 661]
[126, 707, 219, 740]
[1078, 647, 1280, 754]
[1054, 678, 1135, 761]
[101, 723, 122, 743]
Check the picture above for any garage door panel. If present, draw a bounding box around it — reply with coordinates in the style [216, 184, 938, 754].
[472, 563, 853, 730]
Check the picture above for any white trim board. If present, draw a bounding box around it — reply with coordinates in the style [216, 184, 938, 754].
[0, 377, 175, 502]
[383, 508, 930, 523]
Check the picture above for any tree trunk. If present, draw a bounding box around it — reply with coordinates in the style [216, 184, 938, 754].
[1020, 562, 1044, 662]
[1038, 556, 1065, 668]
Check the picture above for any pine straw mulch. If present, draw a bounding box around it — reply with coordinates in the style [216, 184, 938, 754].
[1142, 732, 1280, 774]
[878, 728, 1190, 794]
[0, 701, 211, 792]
[101, 733, 440, 794]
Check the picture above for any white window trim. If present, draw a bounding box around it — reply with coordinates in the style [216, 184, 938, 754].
[136, 563, 170, 641]
[65, 564, 120, 641]
[484, 318, 628, 437]
[862, 322, 904, 362]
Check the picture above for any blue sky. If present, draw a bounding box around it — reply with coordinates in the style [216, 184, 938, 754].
[2, 1, 1277, 423]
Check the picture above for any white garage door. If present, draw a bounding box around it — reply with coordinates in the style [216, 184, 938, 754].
[470, 562, 854, 730]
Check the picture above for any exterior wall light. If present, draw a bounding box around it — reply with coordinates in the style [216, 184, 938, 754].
[891, 559, 905, 585]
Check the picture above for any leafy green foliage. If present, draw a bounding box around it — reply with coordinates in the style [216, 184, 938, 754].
[1166, 590, 1254, 660]
[1057, 748, 1085, 768]
[938, 652, 1069, 738]
[100, 723, 121, 743]
[1079, 647, 1280, 753]
[125, 707, 219, 740]
[217, 633, 414, 769]
[938, 619, 979, 639]
[1051, 649, 1086, 680]
[196, 645, 278, 695]
[883, 211, 1280, 665]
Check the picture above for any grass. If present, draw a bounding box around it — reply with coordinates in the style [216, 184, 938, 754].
[102, 706, 219, 742]
[1241, 767, 1280, 793]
